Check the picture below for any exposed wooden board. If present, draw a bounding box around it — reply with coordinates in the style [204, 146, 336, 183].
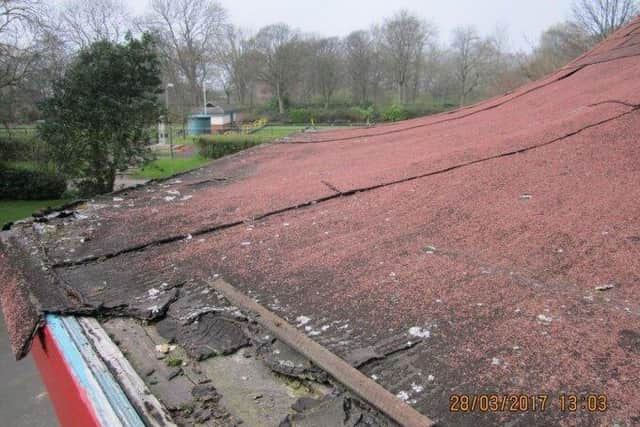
[210, 279, 435, 427]
[78, 317, 176, 427]
[143, 325, 210, 386]
[197, 346, 323, 427]
[101, 318, 196, 412]
[47, 314, 144, 427]
[101, 318, 227, 427]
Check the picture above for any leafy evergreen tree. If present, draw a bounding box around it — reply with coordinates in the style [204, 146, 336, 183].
[39, 33, 162, 196]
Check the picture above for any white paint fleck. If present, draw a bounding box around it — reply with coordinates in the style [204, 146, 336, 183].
[296, 316, 311, 327]
[241, 241, 251, 246]
[371, 374, 379, 381]
[491, 357, 501, 366]
[155, 344, 176, 353]
[113, 197, 124, 202]
[163, 196, 175, 202]
[427, 375, 435, 382]
[148, 288, 160, 298]
[411, 383, 424, 393]
[180, 195, 193, 201]
[166, 190, 180, 195]
[408, 326, 430, 339]
[537, 314, 553, 323]
[396, 391, 410, 402]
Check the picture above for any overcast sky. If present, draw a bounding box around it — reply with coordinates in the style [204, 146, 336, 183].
[128, 0, 575, 52]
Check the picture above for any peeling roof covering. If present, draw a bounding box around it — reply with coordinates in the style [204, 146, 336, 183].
[2, 19, 640, 426]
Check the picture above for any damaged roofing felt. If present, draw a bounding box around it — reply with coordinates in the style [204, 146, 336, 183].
[2, 18, 640, 426]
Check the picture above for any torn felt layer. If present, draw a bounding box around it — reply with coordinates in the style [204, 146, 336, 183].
[0, 244, 43, 359]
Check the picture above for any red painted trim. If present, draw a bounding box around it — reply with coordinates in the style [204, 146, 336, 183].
[31, 325, 102, 427]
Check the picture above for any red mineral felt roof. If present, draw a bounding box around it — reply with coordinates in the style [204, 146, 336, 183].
[2, 18, 640, 426]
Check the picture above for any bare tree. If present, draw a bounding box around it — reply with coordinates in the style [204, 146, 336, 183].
[143, 0, 227, 107]
[521, 22, 593, 80]
[0, 0, 42, 91]
[310, 37, 342, 108]
[344, 30, 373, 104]
[572, 0, 638, 40]
[451, 26, 490, 106]
[380, 10, 436, 104]
[58, 0, 132, 50]
[368, 24, 387, 105]
[253, 23, 300, 114]
[213, 25, 258, 106]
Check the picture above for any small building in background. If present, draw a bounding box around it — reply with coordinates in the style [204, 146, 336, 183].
[208, 104, 243, 132]
[187, 104, 244, 136]
[186, 114, 212, 135]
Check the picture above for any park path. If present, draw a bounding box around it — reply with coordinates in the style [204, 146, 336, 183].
[0, 315, 58, 426]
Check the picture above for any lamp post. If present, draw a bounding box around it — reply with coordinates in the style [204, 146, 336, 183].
[166, 83, 174, 159]
[203, 82, 207, 115]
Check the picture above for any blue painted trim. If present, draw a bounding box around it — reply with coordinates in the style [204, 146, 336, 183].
[46, 314, 145, 427]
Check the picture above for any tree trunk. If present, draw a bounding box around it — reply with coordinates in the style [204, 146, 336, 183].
[278, 96, 285, 114]
[276, 82, 285, 114]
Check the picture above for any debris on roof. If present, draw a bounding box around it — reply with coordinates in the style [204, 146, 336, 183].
[2, 18, 640, 426]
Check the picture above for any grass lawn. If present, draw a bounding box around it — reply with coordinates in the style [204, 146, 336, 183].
[250, 125, 351, 140]
[251, 125, 306, 140]
[132, 156, 211, 180]
[0, 124, 37, 136]
[0, 199, 72, 227]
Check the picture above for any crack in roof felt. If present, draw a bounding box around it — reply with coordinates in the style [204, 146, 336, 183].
[283, 66, 589, 145]
[50, 103, 639, 269]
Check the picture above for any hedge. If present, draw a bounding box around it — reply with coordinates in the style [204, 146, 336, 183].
[0, 134, 50, 163]
[0, 163, 67, 200]
[196, 135, 263, 160]
[381, 104, 410, 122]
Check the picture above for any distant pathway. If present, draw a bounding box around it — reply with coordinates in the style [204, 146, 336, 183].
[0, 315, 58, 426]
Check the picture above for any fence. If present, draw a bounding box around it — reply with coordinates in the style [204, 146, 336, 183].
[0, 126, 37, 137]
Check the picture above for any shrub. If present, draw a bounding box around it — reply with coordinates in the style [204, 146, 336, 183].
[381, 104, 410, 122]
[197, 134, 263, 159]
[0, 163, 67, 200]
[288, 108, 313, 124]
[348, 106, 376, 123]
[0, 134, 50, 163]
